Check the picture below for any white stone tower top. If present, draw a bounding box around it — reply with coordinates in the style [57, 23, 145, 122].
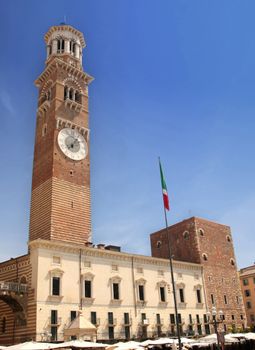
[44, 24, 86, 66]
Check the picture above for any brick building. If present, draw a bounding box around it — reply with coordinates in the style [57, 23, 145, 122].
[239, 264, 255, 330]
[150, 217, 246, 332]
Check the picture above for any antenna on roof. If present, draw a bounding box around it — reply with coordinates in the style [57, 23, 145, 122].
[60, 15, 67, 25]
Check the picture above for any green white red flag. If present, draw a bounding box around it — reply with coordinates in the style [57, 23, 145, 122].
[159, 160, 170, 211]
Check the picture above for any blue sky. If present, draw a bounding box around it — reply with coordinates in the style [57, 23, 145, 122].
[1, 0, 255, 268]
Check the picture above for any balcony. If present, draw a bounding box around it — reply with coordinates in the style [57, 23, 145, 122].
[156, 319, 164, 326]
[123, 318, 132, 326]
[107, 318, 117, 326]
[0, 281, 27, 295]
[140, 318, 150, 326]
[48, 317, 62, 326]
[64, 98, 82, 112]
[92, 318, 100, 327]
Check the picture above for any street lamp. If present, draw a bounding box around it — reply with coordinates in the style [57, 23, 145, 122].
[206, 307, 223, 350]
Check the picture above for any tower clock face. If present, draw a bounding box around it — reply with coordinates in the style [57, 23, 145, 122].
[58, 128, 87, 160]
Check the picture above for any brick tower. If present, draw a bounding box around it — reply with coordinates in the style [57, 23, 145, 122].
[29, 24, 93, 245]
[150, 217, 246, 331]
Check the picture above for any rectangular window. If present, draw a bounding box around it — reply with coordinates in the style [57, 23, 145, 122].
[85, 280, 91, 298]
[170, 314, 175, 324]
[108, 326, 114, 340]
[156, 313, 161, 324]
[211, 294, 214, 304]
[232, 315, 235, 320]
[91, 312, 97, 325]
[51, 326, 58, 341]
[139, 285, 145, 301]
[52, 277, 60, 296]
[51, 310, 58, 325]
[245, 289, 251, 297]
[196, 289, 202, 303]
[189, 314, 192, 324]
[224, 295, 227, 304]
[243, 279, 249, 286]
[241, 314, 244, 320]
[177, 313, 182, 324]
[108, 312, 114, 325]
[236, 296, 239, 304]
[197, 324, 202, 335]
[160, 287, 166, 302]
[125, 326, 130, 340]
[179, 288, 185, 303]
[70, 311, 77, 322]
[141, 313, 146, 322]
[247, 301, 252, 309]
[196, 314, 200, 324]
[113, 283, 119, 300]
[203, 314, 207, 323]
[124, 312, 129, 325]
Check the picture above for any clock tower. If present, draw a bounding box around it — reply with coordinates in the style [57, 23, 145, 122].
[29, 24, 94, 245]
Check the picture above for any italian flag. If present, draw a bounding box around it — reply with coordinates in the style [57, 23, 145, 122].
[159, 160, 170, 211]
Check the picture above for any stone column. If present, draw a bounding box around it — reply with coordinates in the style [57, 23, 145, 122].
[75, 44, 80, 59]
[52, 39, 58, 54]
[64, 39, 70, 54]
[46, 45, 51, 58]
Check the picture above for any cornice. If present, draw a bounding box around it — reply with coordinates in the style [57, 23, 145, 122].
[34, 58, 94, 88]
[44, 25, 85, 47]
[29, 239, 203, 272]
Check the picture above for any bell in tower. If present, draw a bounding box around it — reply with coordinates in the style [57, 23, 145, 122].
[29, 24, 94, 246]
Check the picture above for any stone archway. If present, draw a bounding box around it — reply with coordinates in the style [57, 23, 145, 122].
[0, 281, 28, 326]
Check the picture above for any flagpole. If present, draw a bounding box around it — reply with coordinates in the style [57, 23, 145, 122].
[159, 158, 182, 350]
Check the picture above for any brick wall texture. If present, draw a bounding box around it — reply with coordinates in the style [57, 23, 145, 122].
[150, 217, 246, 330]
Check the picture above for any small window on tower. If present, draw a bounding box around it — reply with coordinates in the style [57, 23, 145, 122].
[156, 240, 162, 248]
[199, 228, 204, 236]
[42, 124, 47, 137]
[202, 253, 208, 261]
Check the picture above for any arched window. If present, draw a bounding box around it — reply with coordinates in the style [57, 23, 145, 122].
[70, 40, 76, 55]
[57, 39, 65, 53]
[202, 253, 208, 261]
[42, 123, 47, 137]
[2, 317, 6, 333]
[69, 88, 74, 100]
[75, 91, 81, 103]
[64, 86, 68, 100]
[20, 276, 27, 284]
[230, 258, 235, 266]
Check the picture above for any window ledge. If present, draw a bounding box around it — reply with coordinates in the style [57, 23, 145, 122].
[110, 299, 122, 305]
[178, 302, 187, 308]
[158, 301, 168, 307]
[48, 295, 63, 302]
[196, 302, 204, 309]
[82, 297, 95, 304]
[137, 300, 147, 307]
